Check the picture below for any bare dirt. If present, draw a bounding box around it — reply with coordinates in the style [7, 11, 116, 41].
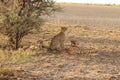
[1, 24, 120, 80]
[47, 4, 120, 28]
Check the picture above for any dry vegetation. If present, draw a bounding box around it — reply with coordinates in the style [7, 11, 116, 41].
[0, 4, 120, 80]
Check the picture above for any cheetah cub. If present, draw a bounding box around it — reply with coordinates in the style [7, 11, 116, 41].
[67, 40, 80, 54]
[23, 40, 43, 51]
[29, 40, 43, 50]
[50, 27, 68, 51]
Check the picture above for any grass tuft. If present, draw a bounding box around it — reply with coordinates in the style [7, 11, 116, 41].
[0, 49, 37, 64]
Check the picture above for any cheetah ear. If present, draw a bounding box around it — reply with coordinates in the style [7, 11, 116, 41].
[61, 27, 68, 29]
[61, 27, 65, 29]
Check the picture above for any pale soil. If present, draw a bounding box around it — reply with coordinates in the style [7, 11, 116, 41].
[1, 24, 120, 80]
[46, 4, 120, 28]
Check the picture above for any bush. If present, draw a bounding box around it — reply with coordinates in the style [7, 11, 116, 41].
[0, 0, 61, 50]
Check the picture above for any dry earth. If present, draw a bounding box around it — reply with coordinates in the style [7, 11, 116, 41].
[0, 4, 120, 80]
[1, 23, 120, 80]
[47, 3, 120, 28]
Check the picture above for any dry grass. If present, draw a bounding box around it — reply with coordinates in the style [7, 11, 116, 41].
[0, 49, 37, 65]
[0, 4, 120, 80]
[0, 22, 120, 80]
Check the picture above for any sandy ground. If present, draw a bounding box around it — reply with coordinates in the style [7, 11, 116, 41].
[46, 4, 120, 28]
[1, 23, 120, 80]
